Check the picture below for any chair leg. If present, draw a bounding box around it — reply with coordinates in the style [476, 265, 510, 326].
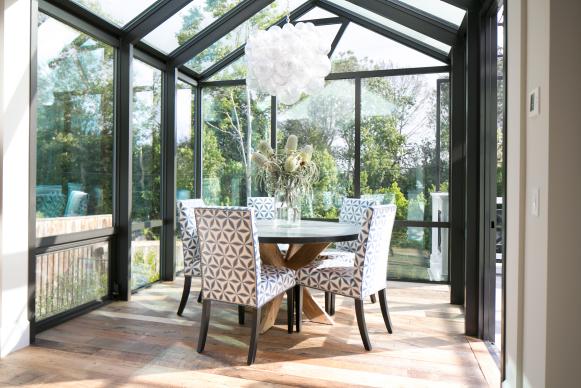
[370, 294, 377, 304]
[177, 276, 192, 316]
[286, 289, 294, 334]
[378, 288, 393, 334]
[247, 307, 261, 365]
[197, 300, 211, 353]
[238, 305, 245, 325]
[197, 289, 203, 304]
[355, 299, 372, 351]
[295, 285, 303, 333]
[329, 293, 336, 316]
[324, 291, 330, 314]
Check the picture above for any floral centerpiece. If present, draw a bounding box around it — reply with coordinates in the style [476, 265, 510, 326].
[251, 135, 318, 225]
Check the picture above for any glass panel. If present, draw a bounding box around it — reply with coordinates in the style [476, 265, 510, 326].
[207, 24, 340, 80]
[175, 80, 195, 274]
[202, 87, 271, 205]
[277, 80, 355, 219]
[35, 242, 109, 321]
[326, 0, 451, 53]
[387, 226, 449, 282]
[131, 60, 161, 289]
[208, 57, 248, 81]
[142, 1, 244, 54]
[398, 0, 466, 26]
[332, 24, 445, 71]
[131, 227, 161, 290]
[360, 74, 450, 223]
[36, 14, 114, 238]
[72, 0, 158, 27]
[132, 60, 162, 222]
[186, 0, 309, 73]
[297, 7, 337, 20]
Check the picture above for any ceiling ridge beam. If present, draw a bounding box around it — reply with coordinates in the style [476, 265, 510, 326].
[345, 0, 457, 46]
[317, 0, 450, 64]
[198, 1, 317, 81]
[122, 0, 192, 44]
[169, 0, 275, 68]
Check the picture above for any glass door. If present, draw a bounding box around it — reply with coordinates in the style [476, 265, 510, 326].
[482, 0, 506, 372]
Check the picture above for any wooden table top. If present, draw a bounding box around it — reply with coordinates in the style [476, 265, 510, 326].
[255, 220, 360, 244]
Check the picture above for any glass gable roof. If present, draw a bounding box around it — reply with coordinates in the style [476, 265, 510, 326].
[325, 0, 451, 54]
[398, 0, 466, 27]
[332, 23, 446, 71]
[184, 0, 310, 73]
[143, 1, 244, 54]
[297, 7, 337, 21]
[71, 0, 159, 27]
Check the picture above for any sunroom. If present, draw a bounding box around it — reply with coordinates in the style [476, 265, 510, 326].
[1, 0, 515, 385]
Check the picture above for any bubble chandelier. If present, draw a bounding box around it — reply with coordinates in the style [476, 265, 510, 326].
[245, 5, 332, 105]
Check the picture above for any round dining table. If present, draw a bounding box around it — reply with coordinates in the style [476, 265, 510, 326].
[255, 220, 360, 333]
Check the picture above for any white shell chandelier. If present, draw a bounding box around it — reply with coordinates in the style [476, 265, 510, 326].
[246, 11, 332, 105]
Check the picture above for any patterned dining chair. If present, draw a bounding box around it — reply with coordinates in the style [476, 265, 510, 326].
[194, 206, 296, 365]
[176, 199, 205, 316]
[294, 205, 396, 350]
[247, 197, 276, 220]
[318, 197, 378, 314]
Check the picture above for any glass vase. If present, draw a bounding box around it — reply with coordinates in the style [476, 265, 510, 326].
[274, 190, 301, 227]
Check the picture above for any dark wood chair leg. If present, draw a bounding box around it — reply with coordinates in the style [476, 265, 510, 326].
[329, 293, 336, 316]
[370, 294, 377, 304]
[197, 289, 203, 304]
[378, 288, 393, 334]
[247, 307, 261, 365]
[286, 289, 294, 334]
[324, 291, 330, 314]
[238, 305, 245, 325]
[177, 276, 192, 316]
[295, 285, 303, 333]
[355, 299, 372, 351]
[197, 300, 211, 353]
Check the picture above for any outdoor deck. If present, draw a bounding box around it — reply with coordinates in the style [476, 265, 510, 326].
[1, 279, 499, 387]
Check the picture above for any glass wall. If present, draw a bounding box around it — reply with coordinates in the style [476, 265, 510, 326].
[360, 73, 450, 281]
[131, 59, 162, 289]
[34, 14, 114, 321]
[35, 242, 109, 321]
[35, 14, 114, 238]
[201, 86, 271, 206]
[277, 80, 356, 219]
[175, 80, 196, 273]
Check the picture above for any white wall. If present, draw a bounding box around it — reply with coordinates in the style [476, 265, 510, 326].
[0, 0, 31, 358]
[505, 0, 581, 386]
[545, 1, 581, 385]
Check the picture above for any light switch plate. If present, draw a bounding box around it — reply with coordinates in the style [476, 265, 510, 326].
[531, 188, 540, 217]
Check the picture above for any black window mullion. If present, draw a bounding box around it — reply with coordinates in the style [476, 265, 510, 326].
[354, 77, 362, 198]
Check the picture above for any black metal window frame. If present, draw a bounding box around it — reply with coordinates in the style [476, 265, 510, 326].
[28, 0, 483, 338]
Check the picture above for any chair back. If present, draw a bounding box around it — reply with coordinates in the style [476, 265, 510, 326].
[247, 197, 276, 220]
[194, 207, 262, 307]
[177, 199, 205, 276]
[353, 205, 396, 298]
[336, 198, 378, 252]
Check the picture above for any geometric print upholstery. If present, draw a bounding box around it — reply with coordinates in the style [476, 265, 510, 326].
[247, 197, 276, 220]
[177, 199, 205, 277]
[296, 205, 396, 299]
[258, 265, 296, 306]
[194, 206, 295, 308]
[334, 198, 378, 252]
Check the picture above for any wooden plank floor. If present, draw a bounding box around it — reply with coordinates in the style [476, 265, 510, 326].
[0, 278, 499, 387]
